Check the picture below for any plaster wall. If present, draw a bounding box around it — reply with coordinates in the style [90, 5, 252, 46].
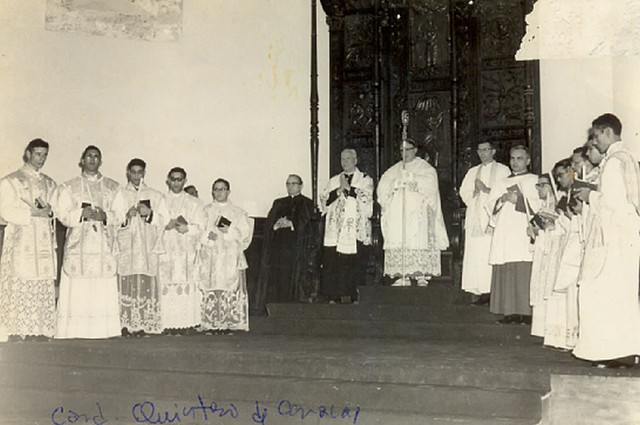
[0, 0, 330, 216]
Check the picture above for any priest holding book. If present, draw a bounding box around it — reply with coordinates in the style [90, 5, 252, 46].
[199, 178, 253, 333]
[573, 113, 640, 368]
[112, 158, 169, 336]
[487, 145, 540, 325]
[158, 167, 205, 335]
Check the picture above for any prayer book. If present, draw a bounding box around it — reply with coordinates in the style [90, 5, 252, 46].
[35, 197, 46, 209]
[572, 179, 597, 191]
[506, 184, 526, 213]
[216, 215, 232, 228]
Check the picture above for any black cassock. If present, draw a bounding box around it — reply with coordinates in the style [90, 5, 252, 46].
[255, 194, 314, 312]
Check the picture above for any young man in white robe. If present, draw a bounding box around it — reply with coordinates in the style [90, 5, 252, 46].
[459, 141, 510, 304]
[377, 139, 449, 286]
[487, 145, 540, 325]
[112, 158, 169, 336]
[319, 149, 373, 302]
[573, 113, 640, 368]
[0, 139, 57, 341]
[199, 178, 253, 333]
[527, 173, 563, 337]
[158, 167, 205, 335]
[54, 145, 121, 339]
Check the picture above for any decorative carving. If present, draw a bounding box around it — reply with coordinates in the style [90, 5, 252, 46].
[344, 15, 375, 70]
[480, 68, 525, 127]
[478, 0, 525, 59]
[410, 1, 450, 79]
[407, 93, 450, 169]
[346, 85, 375, 133]
[411, 0, 448, 15]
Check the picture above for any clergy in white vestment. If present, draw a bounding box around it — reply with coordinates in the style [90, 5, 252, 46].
[573, 113, 640, 367]
[112, 159, 169, 336]
[527, 173, 563, 337]
[319, 149, 373, 302]
[459, 141, 510, 301]
[544, 198, 581, 350]
[0, 139, 57, 340]
[53, 146, 121, 339]
[377, 139, 449, 286]
[199, 178, 253, 332]
[487, 145, 540, 324]
[158, 167, 205, 334]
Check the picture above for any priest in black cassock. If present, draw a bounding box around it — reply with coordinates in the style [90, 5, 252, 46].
[256, 174, 314, 312]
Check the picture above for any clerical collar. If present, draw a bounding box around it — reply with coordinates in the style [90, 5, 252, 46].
[82, 171, 102, 182]
[21, 164, 41, 177]
[128, 181, 145, 191]
[509, 170, 528, 177]
[481, 160, 495, 167]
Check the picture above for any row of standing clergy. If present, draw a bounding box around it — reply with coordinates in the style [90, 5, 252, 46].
[460, 113, 640, 366]
[0, 142, 253, 340]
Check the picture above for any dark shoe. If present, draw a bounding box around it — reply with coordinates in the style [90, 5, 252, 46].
[470, 294, 490, 306]
[496, 315, 516, 324]
[121, 327, 132, 338]
[133, 330, 147, 338]
[520, 315, 532, 325]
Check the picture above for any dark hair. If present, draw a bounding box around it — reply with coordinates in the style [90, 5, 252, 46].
[572, 146, 588, 160]
[127, 158, 146, 171]
[184, 185, 196, 192]
[168, 167, 187, 179]
[213, 178, 230, 191]
[592, 113, 622, 136]
[288, 174, 303, 185]
[23, 138, 49, 162]
[552, 158, 572, 180]
[26, 138, 49, 153]
[510, 144, 530, 157]
[476, 140, 497, 150]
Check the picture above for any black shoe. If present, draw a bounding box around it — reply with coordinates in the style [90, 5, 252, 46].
[121, 327, 132, 338]
[520, 315, 532, 325]
[496, 315, 516, 324]
[470, 294, 490, 306]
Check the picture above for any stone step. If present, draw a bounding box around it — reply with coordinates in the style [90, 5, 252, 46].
[0, 388, 540, 425]
[265, 302, 496, 323]
[0, 362, 543, 422]
[0, 335, 553, 392]
[356, 285, 461, 306]
[251, 316, 542, 344]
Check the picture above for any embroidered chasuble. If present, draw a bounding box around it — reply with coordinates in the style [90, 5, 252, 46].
[377, 157, 449, 277]
[199, 201, 253, 331]
[112, 182, 169, 333]
[0, 165, 57, 337]
[158, 191, 205, 330]
[54, 173, 121, 339]
[319, 168, 373, 253]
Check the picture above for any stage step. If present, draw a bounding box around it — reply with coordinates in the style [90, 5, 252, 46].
[252, 316, 541, 343]
[0, 388, 540, 425]
[265, 303, 495, 323]
[357, 284, 459, 305]
[0, 336, 552, 425]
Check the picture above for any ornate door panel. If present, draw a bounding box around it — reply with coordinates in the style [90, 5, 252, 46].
[320, 0, 540, 283]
